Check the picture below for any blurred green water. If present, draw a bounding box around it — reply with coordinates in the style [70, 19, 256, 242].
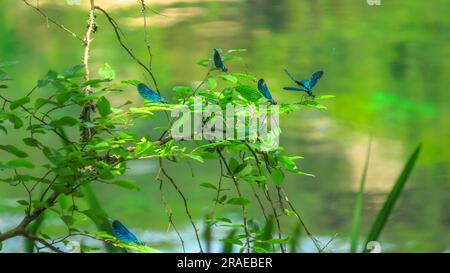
[0, 0, 449, 252]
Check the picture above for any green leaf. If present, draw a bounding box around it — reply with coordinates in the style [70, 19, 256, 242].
[299, 100, 327, 110]
[271, 168, 285, 186]
[184, 154, 204, 162]
[56, 92, 72, 104]
[218, 223, 245, 228]
[228, 158, 239, 173]
[34, 98, 57, 110]
[350, 137, 372, 253]
[206, 77, 217, 90]
[98, 63, 115, 80]
[262, 237, 290, 244]
[37, 70, 58, 87]
[234, 163, 253, 177]
[315, 95, 335, 100]
[82, 79, 111, 88]
[97, 96, 112, 117]
[0, 159, 35, 169]
[235, 85, 262, 102]
[218, 195, 227, 203]
[99, 169, 114, 180]
[220, 74, 238, 84]
[5, 113, 23, 129]
[134, 139, 155, 156]
[196, 58, 210, 67]
[252, 246, 270, 253]
[90, 232, 160, 253]
[173, 86, 193, 99]
[227, 197, 250, 206]
[54, 167, 74, 176]
[215, 217, 232, 223]
[60, 215, 74, 226]
[23, 138, 40, 147]
[92, 141, 110, 152]
[17, 200, 29, 206]
[80, 91, 111, 101]
[50, 116, 78, 127]
[199, 182, 217, 190]
[80, 245, 101, 252]
[113, 180, 140, 191]
[57, 195, 71, 210]
[121, 79, 141, 86]
[64, 64, 84, 79]
[220, 237, 243, 246]
[363, 144, 421, 252]
[10, 97, 30, 110]
[0, 144, 28, 158]
[43, 147, 64, 165]
[227, 49, 247, 53]
[0, 69, 12, 81]
[81, 209, 109, 227]
[231, 72, 256, 81]
[33, 200, 49, 209]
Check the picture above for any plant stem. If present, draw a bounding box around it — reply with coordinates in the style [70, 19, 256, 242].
[217, 149, 251, 253]
[160, 159, 204, 253]
[80, 0, 97, 143]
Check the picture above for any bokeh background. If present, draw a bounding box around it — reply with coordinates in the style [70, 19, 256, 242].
[0, 0, 449, 252]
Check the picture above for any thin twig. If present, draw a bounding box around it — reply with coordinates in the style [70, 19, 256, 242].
[22, 232, 64, 253]
[245, 143, 285, 252]
[280, 188, 322, 252]
[242, 145, 269, 221]
[23, 0, 85, 44]
[190, 67, 212, 98]
[0, 95, 77, 148]
[217, 149, 251, 253]
[94, 6, 160, 94]
[39, 176, 58, 202]
[139, 0, 153, 68]
[159, 159, 204, 253]
[212, 159, 224, 218]
[155, 167, 186, 252]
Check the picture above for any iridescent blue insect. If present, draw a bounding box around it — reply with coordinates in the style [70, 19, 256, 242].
[283, 68, 324, 97]
[257, 79, 277, 105]
[135, 83, 166, 103]
[213, 48, 228, 72]
[111, 220, 144, 246]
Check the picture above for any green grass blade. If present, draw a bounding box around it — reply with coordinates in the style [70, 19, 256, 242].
[221, 228, 238, 253]
[202, 214, 213, 253]
[82, 184, 121, 253]
[350, 136, 372, 252]
[289, 222, 302, 253]
[24, 212, 46, 252]
[253, 217, 274, 252]
[363, 143, 421, 252]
